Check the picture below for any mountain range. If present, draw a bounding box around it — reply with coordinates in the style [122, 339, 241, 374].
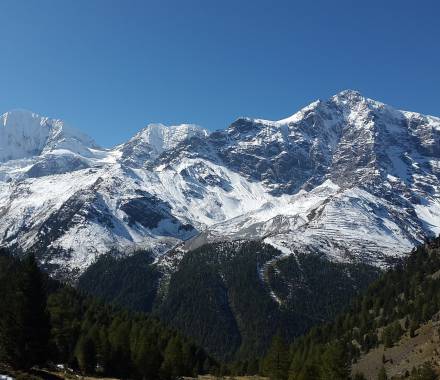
[1, 90, 440, 362]
[0, 90, 439, 278]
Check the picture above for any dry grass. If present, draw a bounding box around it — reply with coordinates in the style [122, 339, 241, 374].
[352, 316, 440, 379]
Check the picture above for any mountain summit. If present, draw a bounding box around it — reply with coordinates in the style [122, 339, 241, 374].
[0, 110, 97, 162]
[0, 91, 439, 277]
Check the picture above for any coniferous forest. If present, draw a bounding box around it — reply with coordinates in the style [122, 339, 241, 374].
[2, 237, 440, 379]
[258, 236, 440, 380]
[0, 249, 215, 379]
[78, 241, 379, 361]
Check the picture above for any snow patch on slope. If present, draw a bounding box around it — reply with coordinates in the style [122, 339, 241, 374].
[0, 90, 439, 276]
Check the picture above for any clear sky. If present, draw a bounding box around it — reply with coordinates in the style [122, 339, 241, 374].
[1, 0, 439, 147]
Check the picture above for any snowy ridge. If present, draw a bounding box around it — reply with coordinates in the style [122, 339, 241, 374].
[0, 110, 96, 162]
[0, 91, 439, 276]
[133, 123, 208, 154]
[119, 123, 208, 165]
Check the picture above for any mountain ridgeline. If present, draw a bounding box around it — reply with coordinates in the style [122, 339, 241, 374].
[0, 90, 439, 278]
[0, 90, 440, 380]
[0, 90, 439, 379]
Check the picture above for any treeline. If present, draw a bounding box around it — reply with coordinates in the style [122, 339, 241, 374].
[255, 236, 440, 380]
[78, 240, 378, 361]
[0, 250, 216, 379]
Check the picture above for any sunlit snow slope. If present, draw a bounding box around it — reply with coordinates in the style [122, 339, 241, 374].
[0, 90, 439, 276]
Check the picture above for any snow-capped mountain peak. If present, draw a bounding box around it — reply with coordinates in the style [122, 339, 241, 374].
[332, 88, 364, 100]
[0, 109, 53, 161]
[0, 109, 97, 162]
[0, 91, 439, 277]
[136, 123, 208, 152]
[119, 122, 209, 165]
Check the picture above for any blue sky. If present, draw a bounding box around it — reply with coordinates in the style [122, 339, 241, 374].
[1, 0, 439, 147]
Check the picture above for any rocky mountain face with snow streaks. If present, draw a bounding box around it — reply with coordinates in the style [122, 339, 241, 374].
[0, 90, 439, 276]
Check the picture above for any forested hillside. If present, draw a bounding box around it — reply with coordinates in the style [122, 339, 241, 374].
[258, 236, 440, 380]
[79, 241, 379, 361]
[78, 251, 159, 312]
[0, 250, 215, 379]
[3, 237, 440, 380]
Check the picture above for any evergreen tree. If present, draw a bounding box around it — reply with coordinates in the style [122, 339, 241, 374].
[377, 366, 388, 380]
[20, 255, 51, 367]
[0, 256, 22, 367]
[47, 287, 82, 365]
[132, 328, 163, 380]
[0, 250, 213, 379]
[0, 254, 50, 369]
[409, 319, 419, 338]
[107, 317, 132, 377]
[277, 237, 440, 380]
[261, 334, 289, 380]
[410, 362, 438, 380]
[160, 336, 185, 379]
[319, 342, 349, 380]
[296, 363, 320, 380]
[382, 321, 403, 348]
[353, 373, 367, 380]
[75, 335, 96, 374]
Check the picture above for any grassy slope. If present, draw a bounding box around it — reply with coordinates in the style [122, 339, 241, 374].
[352, 313, 440, 379]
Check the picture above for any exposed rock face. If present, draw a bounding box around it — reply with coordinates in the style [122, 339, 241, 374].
[0, 90, 439, 276]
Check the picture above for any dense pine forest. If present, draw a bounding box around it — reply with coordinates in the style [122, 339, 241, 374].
[2, 237, 440, 380]
[0, 249, 216, 379]
[79, 241, 379, 361]
[257, 236, 440, 380]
